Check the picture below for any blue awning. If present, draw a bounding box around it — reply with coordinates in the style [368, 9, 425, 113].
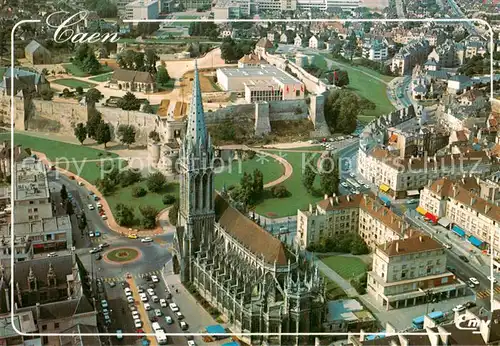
[452, 225, 465, 237]
[206, 325, 226, 335]
[468, 236, 483, 248]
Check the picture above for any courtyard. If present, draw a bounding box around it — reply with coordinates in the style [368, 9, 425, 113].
[52, 78, 98, 89]
[321, 255, 368, 281]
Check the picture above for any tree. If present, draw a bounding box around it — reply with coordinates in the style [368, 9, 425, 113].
[169, 202, 179, 226]
[78, 213, 87, 231]
[334, 70, 349, 87]
[86, 109, 103, 139]
[115, 203, 135, 226]
[132, 186, 147, 197]
[319, 154, 339, 197]
[252, 169, 264, 198]
[162, 194, 176, 205]
[85, 88, 103, 108]
[83, 53, 100, 74]
[133, 51, 145, 71]
[117, 124, 136, 149]
[117, 92, 141, 111]
[149, 130, 160, 142]
[142, 101, 155, 114]
[146, 172, 167, 192]
[351, 235, 369, 255]
[156, 65, 170, 86]
[74, 123, 87, 144]
[95, 122, 112, 148]
[118, 169, 142, 187]
[324, 89, 360, 134]
[302, 154, 316, 192]
[41, 68, 49, 75]
[65, 200, 74, 215]
[271, 185, 288, 198]
[60, 184, 68, 201]
[238, 172, 254, 205]
[144, 49, 159, 73]
[139, 205, 158, 229]
[75, 86, 84, 95]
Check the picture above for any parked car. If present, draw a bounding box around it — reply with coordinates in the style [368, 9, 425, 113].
[176, 311, 184, 320]
[488, 276, 498, 283]
[127, 296, 134, 303]
[467, 280, 475, 288]
[180, 321, 188, 330]
[154, 309, 162, 317]
[109, 282, 116, 288]
[147, 288, 155, 296]
[101, 300, 108, 309]
[99, 243, 109, 249]
[132, 311, 140, 319]
[89, 232, 95, 237]
[101, 214, 108, 220]
[187, 341, 196, 346]
[89, 248, 100, 254]
[148, 283, 156, 289]
[341, 182, 348, 188]
[88, 204, 95, 210]
[444, 243, 452, 249]
[137, 286, 145, 293]
[128, 234, 138, 239]
[152, 295, 159, 303]
[134, 319, 142, 328]
[47, 252, 57, 257]
[151, 275, 159, 283]
[465, 301, 476, 309]
[140, 293, 148, 302]
[453, 304, 466, 312]
[124, 287, 132, 296]
[78, 181, 84, 186]
[169, 303, 179, 312]
[165, 316, 173, 324]
[469, 277, 480, 285]
[144, 303, 151, 311]
[141, 237, 153, 243]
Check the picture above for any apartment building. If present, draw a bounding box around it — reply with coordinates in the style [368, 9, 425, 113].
[463, 36, 488, 59]
[296, 0, 360, 10]
[357, 145, 496, 198]
[386, 126, 450, 158]
[296, 193, 412, 250]
[13, 158, 52, 223]
[419, 177, 500, 254]
[362, 39, 388, 62]
[367, 235, 466, 311]
[427, 39, 464, 68]
[391, 39, 430, 76]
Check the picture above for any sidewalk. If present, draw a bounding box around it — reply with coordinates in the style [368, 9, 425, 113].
[35, 151, 169, 237]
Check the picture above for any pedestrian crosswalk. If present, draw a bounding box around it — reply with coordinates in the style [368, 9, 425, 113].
[101, 270, 162, 283]
[476, 286, 500, 299]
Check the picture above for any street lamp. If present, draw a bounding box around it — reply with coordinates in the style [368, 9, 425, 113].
[419, 288, 433, 315]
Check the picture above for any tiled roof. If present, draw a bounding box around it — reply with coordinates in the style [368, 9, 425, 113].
[110, 69, 155, 84]
[378, 235, 443, 257]
[256, 37, 274, 49]
[14, 254, 73, 291]
[427, 177, 499, 220]
[215, 194, 288, 265]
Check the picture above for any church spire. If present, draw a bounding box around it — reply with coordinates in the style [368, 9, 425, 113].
[185, 60, 208, 148]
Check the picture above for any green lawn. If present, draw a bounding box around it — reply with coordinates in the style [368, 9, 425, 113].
[0, 67, 5, 79]
[63, 63, 112, 77]
[53, 78, 97, 89]
[106, 181, 179, 225]
[316, 54, 395, 120]
[89, 72, 113, 82]
[0, 133, 118, 161]
[253, 151, 323, 218]
[321, 255, 367, 280]
[214, 156, 284, 191]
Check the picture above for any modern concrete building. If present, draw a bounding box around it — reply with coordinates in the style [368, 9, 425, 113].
[216, 65, 305, 102]
[124, 0, 159, 20]
[296, 0, 361, 10]
[13, 157, 52, 223]
[213, 0, 241, 20]
[419, 177, 500, 255]
[367, 235, 466, 310]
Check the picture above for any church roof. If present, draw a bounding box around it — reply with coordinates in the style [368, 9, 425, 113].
[214, 194, 288, 265]
[185, 60, 208, 147]
[14, 254, 73, 291]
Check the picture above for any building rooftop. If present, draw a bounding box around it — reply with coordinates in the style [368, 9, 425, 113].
[1, 215, 71, 237]
[14, 158, 50, 201]
[217, 65, 301, 85]
[378, 235, 443, 257]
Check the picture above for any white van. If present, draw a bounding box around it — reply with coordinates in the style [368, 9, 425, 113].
[156, 330, 167, 345]
[169, 303, 179, 312]
[152, 322, 162, 332]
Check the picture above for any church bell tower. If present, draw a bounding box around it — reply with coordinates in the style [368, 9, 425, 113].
[178, 60, 215, 282]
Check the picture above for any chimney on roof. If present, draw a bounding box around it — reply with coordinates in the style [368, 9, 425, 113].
[329, 197, 334, 206]
[324, 194, 329, 200]
[335, 196, 339, 204]
[486, 205, 491, 214]
[396, 241, 399, 253]
[347, 196, 350, 202]
[419, 235, 423, 242]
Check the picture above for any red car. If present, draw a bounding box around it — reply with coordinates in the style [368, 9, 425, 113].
[99, 210, 105, 216]
[136, 328, 144, 337]
[69, 176, 75, 180]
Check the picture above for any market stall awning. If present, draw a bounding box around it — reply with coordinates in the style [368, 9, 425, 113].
[206, 325, 226, 335]
[438, 217, 451, 228]
[452, 225, 466, 237]
[407, 190, 420, 196]
[425, 212, 438, 223]
[468, 236, 483, 248]
[416, 206, 427, 215]
[380, 184, 390, 192]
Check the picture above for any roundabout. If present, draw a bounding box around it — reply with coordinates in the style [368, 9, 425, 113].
[104, 247, 142, 264]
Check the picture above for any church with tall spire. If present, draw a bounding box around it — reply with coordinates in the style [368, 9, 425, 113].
[174, 61, 326, 345]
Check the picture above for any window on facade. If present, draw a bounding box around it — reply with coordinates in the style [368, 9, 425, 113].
[54, 323, 59, 329]
[29, 201, 34, 204]
[42, 325, 47, 331]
